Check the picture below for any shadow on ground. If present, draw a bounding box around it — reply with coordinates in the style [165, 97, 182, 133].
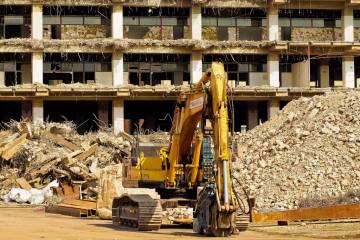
[90, 223, 208, 237]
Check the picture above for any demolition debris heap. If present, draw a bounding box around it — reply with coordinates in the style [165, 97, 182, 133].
[234, 91, 360, 211]
[0, 121, 132, 200]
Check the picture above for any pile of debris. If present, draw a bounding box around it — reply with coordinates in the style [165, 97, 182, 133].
[162, 208, 193, 224]
[0, 121, 132, 204]
[233, 91, 360, 211]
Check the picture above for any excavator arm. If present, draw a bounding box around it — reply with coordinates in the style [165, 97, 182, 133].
[164, 62, 237, 236]
[112, 63, 242, 236]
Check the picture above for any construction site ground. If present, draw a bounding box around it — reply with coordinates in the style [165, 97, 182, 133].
[1, 207, 360, 240]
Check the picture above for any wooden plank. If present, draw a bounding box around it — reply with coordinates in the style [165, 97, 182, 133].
[60, 150, 83, 165]
[45, 205, 87, 218]
[62, 199, 96, 210]
[30, 158, 62, 179]
[1, 133, 28, 160]
[54, 183, 80, 200]
[119, 131, 134, 143]
[0, 133, 19, 148]
[0, 131, 10, 141]
[44, 132, 79, 151]
[252, 203, 360, 223]
[75, 143, 98, 162]
[15, 178, 32, 191]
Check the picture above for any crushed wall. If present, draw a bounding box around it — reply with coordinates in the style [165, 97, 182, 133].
[290, 28, 342, 42]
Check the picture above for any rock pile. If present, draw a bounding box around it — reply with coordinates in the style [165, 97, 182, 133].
[233, 91, 360, 211]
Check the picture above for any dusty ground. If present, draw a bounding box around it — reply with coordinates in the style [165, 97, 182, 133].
[0, 207, 359, 240]
[252, 221, 360, 239]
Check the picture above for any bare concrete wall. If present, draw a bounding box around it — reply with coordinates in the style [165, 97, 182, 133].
[281, 72, 292, 87]
[0, 72, 4, 86]
[95, 72, 112, 86]
[249, 72, 268, 86]
[292, 61, 309, 87]
[21, 64, 32, 84]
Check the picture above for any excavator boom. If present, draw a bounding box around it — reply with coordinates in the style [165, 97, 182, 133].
[112, 62, 246, 237]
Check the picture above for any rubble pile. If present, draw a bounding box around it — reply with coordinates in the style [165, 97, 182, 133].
[162, 208, 193, 224]
[0, 121, 132, 203]
[233, 91, 360, 211]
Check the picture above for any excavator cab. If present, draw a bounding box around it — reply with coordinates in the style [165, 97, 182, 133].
[122, 141, 168, 188]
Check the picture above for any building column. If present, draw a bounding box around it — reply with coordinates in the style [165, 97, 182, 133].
[21, 101, 32, 121]
[32, 5, 43, 85]
[247, 101, 258, 130]
[32, 99, 43, 123]
[191, 52, 202, 84]
[32, 4, 43, 39]
[320, 64, 330, 88]
[191, 6, 202, 40]
[113, 52, 124, 86]
[32, 52, 43, 84]
[268, 53, 280, 87]
[267, 99, 280, 120]
[342, 56, 355, 88]
[0, 71, 4, 85]
[113, 99, 124, 134]
[112, 4, 123, 39]
[98, 101, 109, 128]
[267, 6, 279, 41]
[343, 7, 354, 42]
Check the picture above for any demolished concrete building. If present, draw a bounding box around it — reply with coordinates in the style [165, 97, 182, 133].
[0, 0, 360, 134]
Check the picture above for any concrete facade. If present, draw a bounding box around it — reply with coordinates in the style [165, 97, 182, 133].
[191, 6, 202, 40]
[343, 7, 354, 42]
[113, 99, 124, 135]
[113, 52, 124, 86]
[343, 56, 355, 88]
[32, 99, 43, 123]
[268, 6, 279, 41]
[32, 4, 43, 40]
[112, 4, 123, 39]
[0, 0, 358, 133]
[247, 101, 258, 130]
[32, 52, 43, 84]
[191, 52, 203, 83]
[320, 64, 330, 88]
[268, 54, 280, 87]
[267, 100, 280, 120]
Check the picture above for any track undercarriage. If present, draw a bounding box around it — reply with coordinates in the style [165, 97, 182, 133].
[112, 194, 162, 231]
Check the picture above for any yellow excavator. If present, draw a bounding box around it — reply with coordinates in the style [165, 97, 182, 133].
[112, 62, 249, 237]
